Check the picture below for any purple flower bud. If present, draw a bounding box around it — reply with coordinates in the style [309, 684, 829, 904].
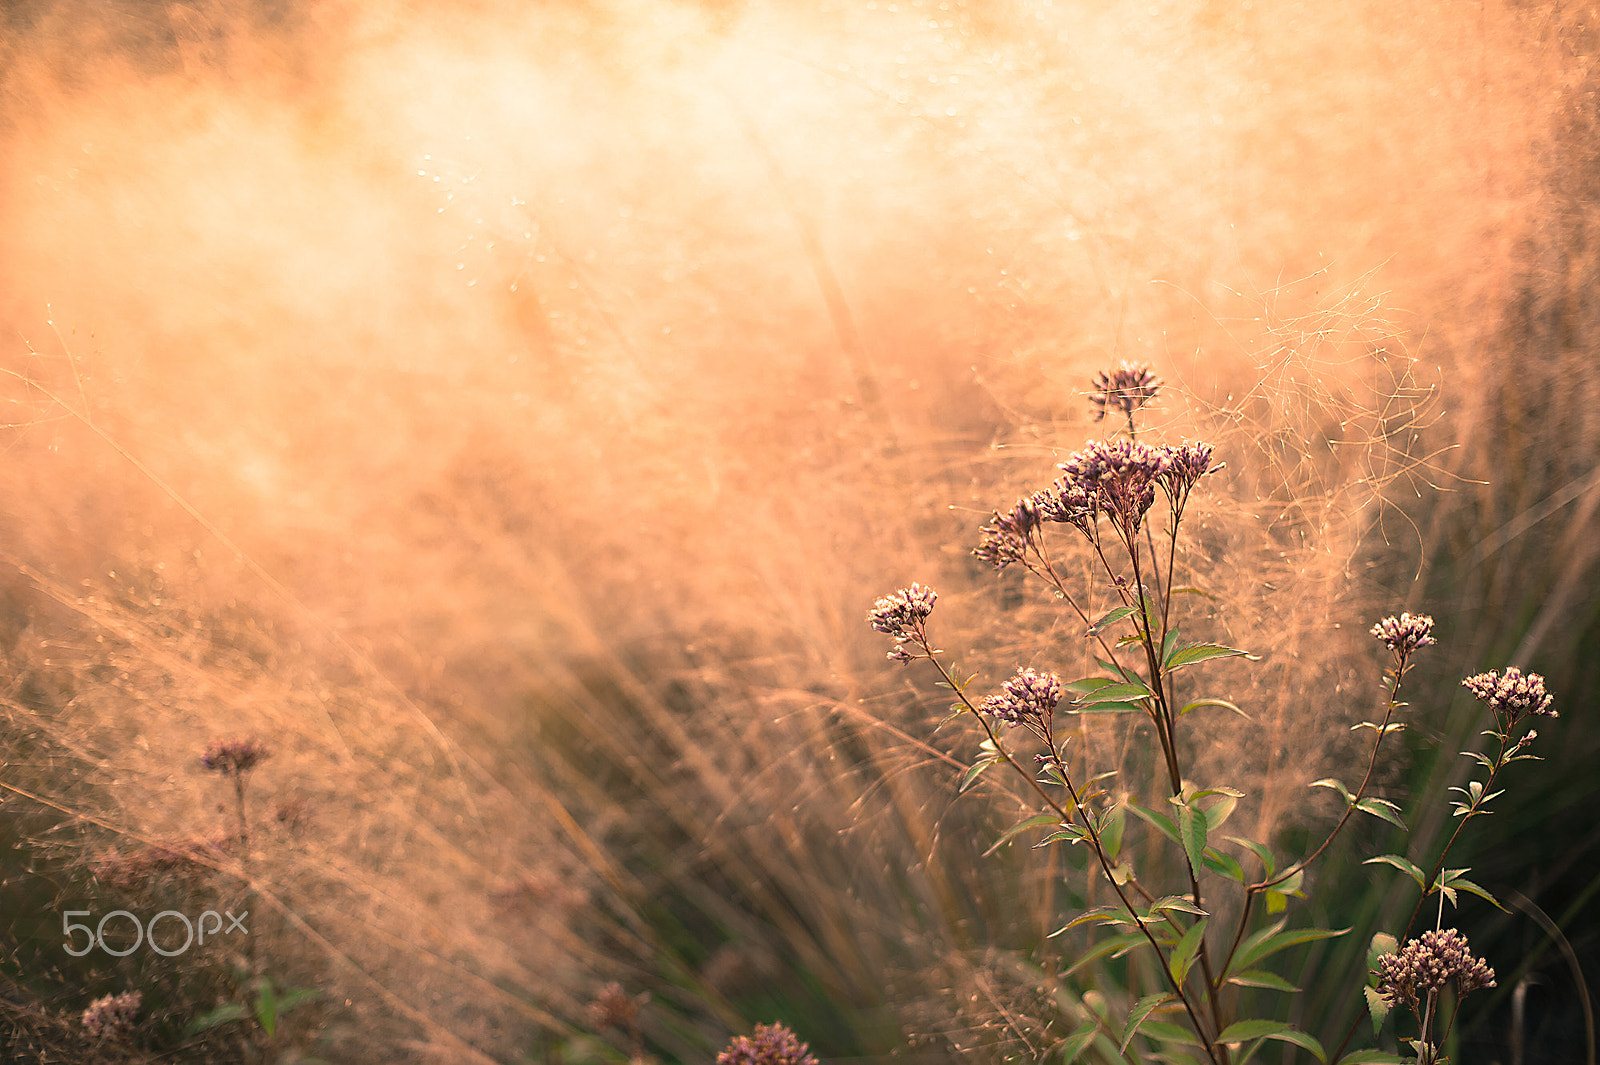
[716, 1023, 819, 1065]
[1462, 667, 1556, 727]
[1369, 613, 1437, 655]
[979, 667, 1064, 726]
[1158, 441, 1217, 503]
[974, 497, 1043, 570]
[868, 584, 938, 661]
[200, 737, 271, 775]
[81, 991, 141, 1040]
[1374, 928, 1496, 1008]
[1089, 361, 1162, 422]
[1059, 438, 1170, 536]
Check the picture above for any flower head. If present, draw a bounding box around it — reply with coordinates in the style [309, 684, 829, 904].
[200, 737, 271, 775]
[1059, 438, 1171, 537]
[1462, 667, 1556, 728]
[1158, 441, 1218, 510]
[1374, 928, 1495, 1008]
[1090, 361, 1162, 423]
[81, 990, 142, 1040]
[979, 667, 1065, 727]
[588, 982, 641, 1031]
[868, 584, 937, 661]
[973, 497, 1043, 570]
[1369, 613, 1437, 656]
[716, 1023, 820, 1065]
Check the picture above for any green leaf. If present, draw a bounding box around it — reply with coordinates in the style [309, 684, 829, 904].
[1366, 932, 1398, 973]
[984, 813, 1062, 856]
[1363, 854, 1426, 890]
[1175, 801, 1209, 877]
[1065, 675, 1119, 695]
[1168, 917, 1209, 985]
[256, 979, 279, 1039]
[1141, 1021, 1202, 1045]
[1310, 778, 1352, 803]
[1058, 1021, 1098, 1063]
[1052, 905, 1140, 936]
[186, 1002, 249, 1036]
[1076, 700, 1145, 715]
[1149, 895, 1208, 918]
[1128, 800, 1181, 842]
[1226, 970, 1297, 992]
[1437, 871, 1504, 910]
[1194, 787, 1241, 832]
[1121, 993, 1175, 1053]
[1079, 680, 1156, 705]
[1041, 825, 1088, 847]
[1354, 797, 1407, 831]
[1234, 924, 1350, 971]
[1062, 931, 1152, 975]
[1202, 848, 1246, 883]
[1100, 804, 1127, 862]
[1228, 836, 1277, 877]
[1363, 985, 1391, 1037]
[1164, 643, 1250, 671]
[1335, 1051, 1407, 1064]
[1140, 591, 1162, 641]
[959, 756, 1000, 794]
[1178, 697, 1251, 719]
[276, 987, 320, 1015]
[1087, 605, 1138, 635]
[1216, 1021, 1325, 1062]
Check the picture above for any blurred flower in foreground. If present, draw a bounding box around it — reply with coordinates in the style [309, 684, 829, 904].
[1090, 361, 1162, 423]
[200, 737, 271, 775]
[587, 981, 641, 1031]
[716, 1023, 820, 1065]
[81, 990, 141, 1040]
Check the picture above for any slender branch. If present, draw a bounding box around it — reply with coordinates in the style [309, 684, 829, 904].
[920, 648, 1224, 1065]
[1218, 649, 1418, 987]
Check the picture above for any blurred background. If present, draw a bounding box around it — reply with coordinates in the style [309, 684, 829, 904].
[0, 0, 1593, 1062]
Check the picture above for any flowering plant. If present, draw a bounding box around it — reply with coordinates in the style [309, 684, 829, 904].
[869, 364, 1555, 1064]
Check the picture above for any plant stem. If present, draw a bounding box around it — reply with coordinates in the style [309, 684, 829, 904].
[922, 648, 1225, 1065]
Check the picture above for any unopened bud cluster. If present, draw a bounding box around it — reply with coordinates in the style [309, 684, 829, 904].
[1374, 928, 1496, 1008]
